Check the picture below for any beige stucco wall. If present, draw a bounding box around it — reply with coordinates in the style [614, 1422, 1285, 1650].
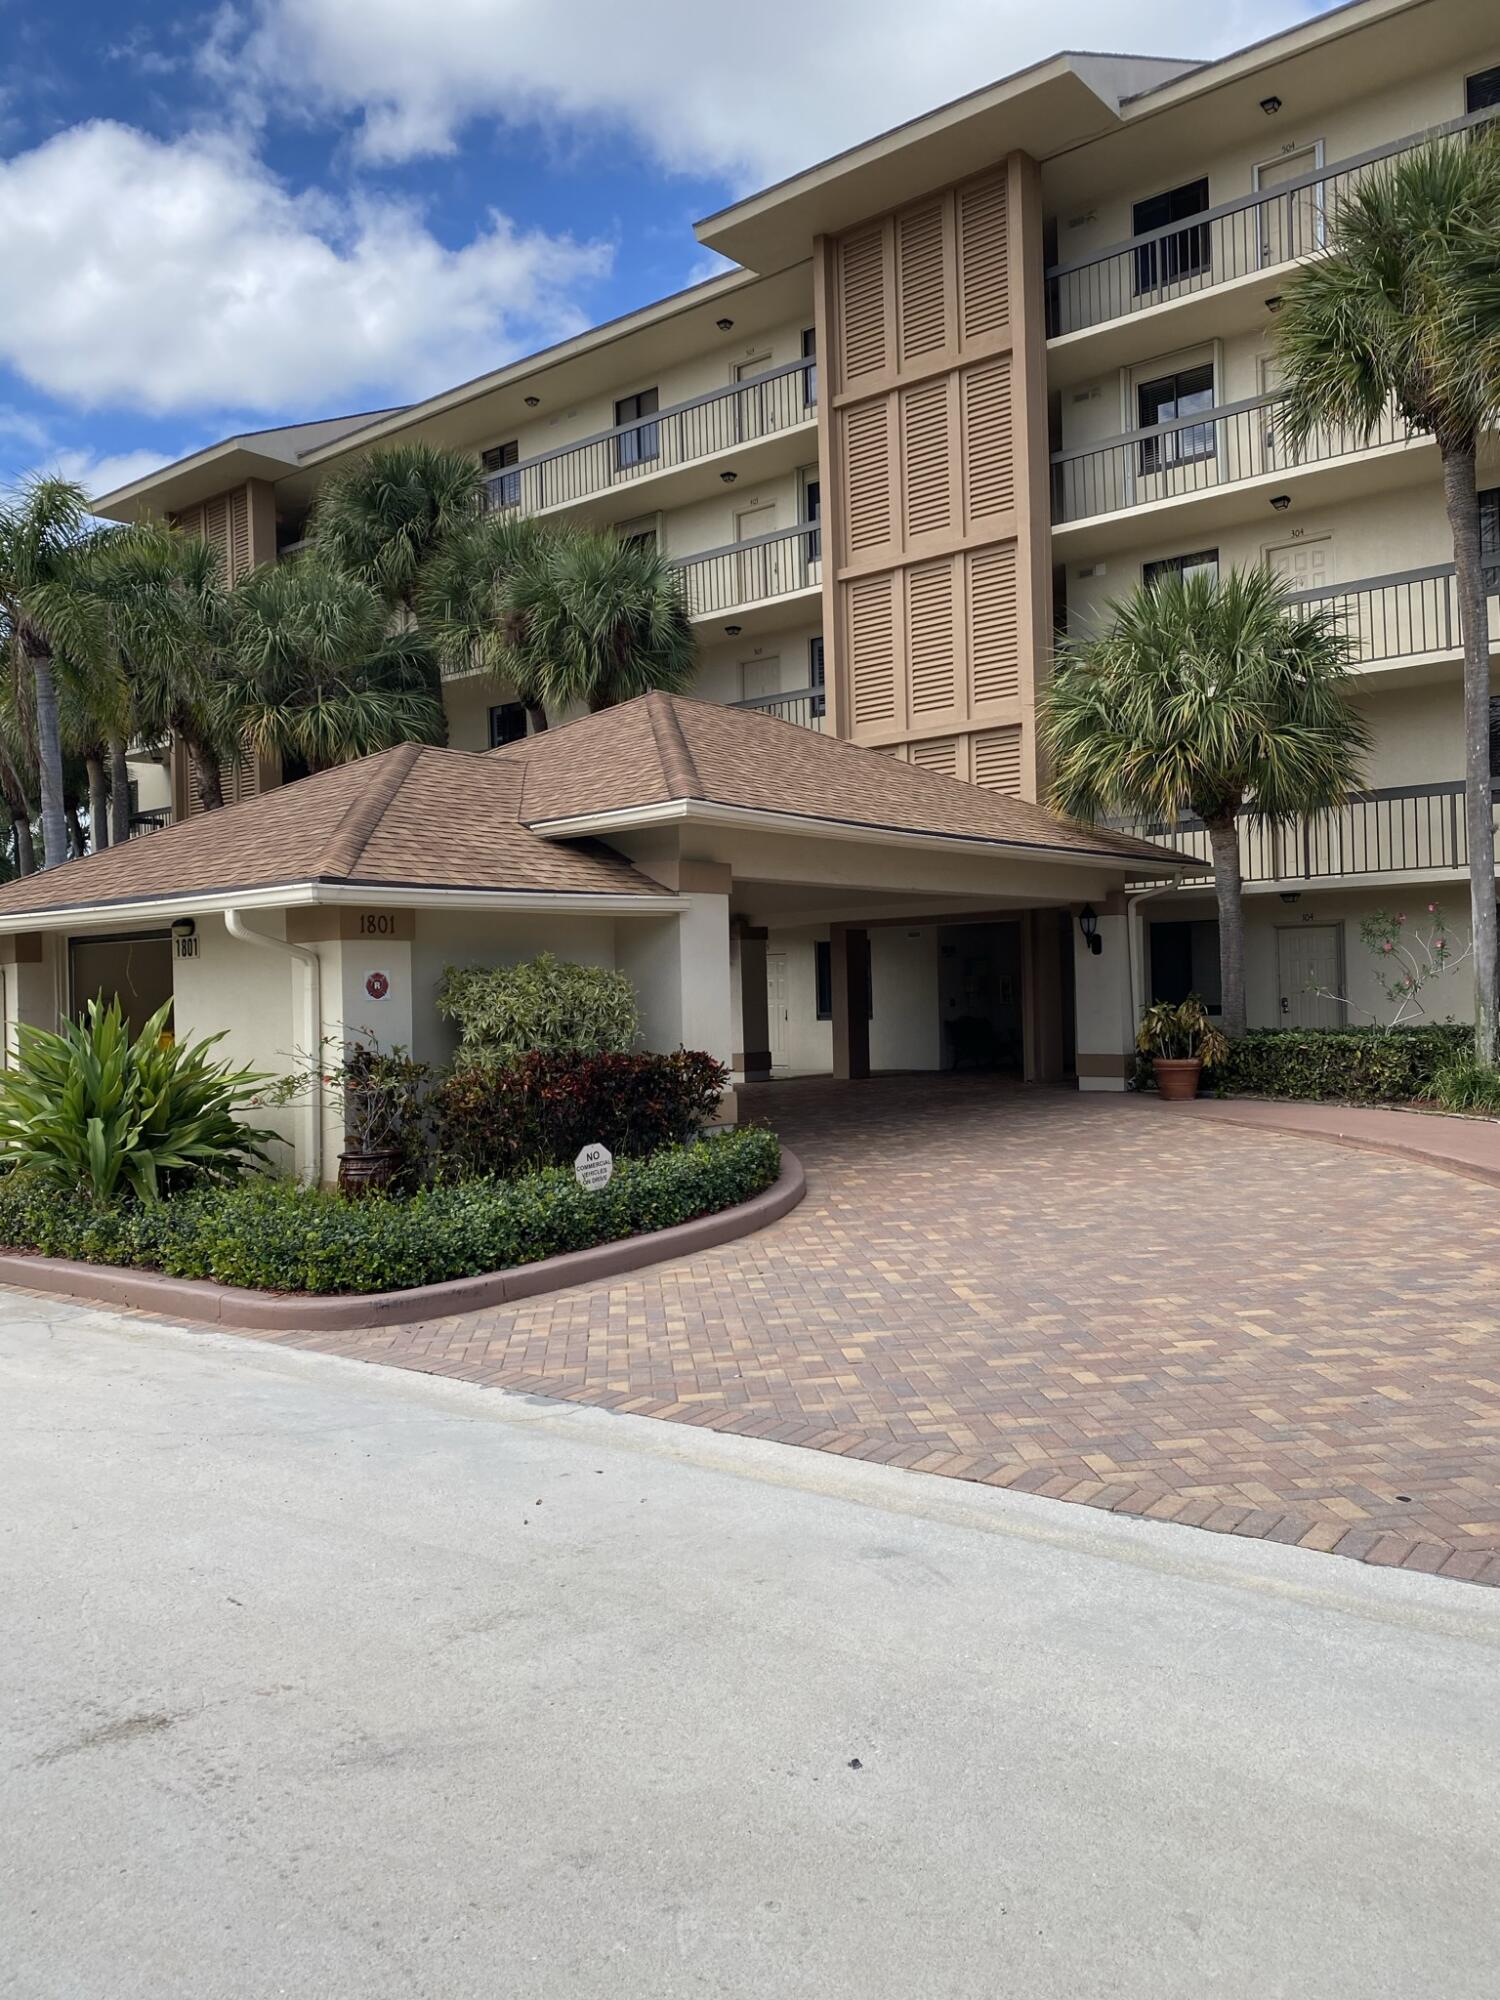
[171, 915, 303, 1171]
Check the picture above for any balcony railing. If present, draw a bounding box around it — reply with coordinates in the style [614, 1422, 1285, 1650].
[127, 808, 172, 839]
[481, 357, 817, 518]
[1115, 781, 1497, 887]
[1285, 565, 1500, 671]
[729, 684, 826, 730]
[1046, 102, 1500, 338]
[1051, 390, 1410, 527]
[673, 521, 821, 620]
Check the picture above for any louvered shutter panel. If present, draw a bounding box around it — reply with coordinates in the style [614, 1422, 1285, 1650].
[847, 573, 897, 726]
[906, 561, 956, 716]
[227, 488, 252, 582]
[837, 226, 889, 384]
[971, 725, 1022, 795]
[961, 358, 1014, 524]
[841, 402, 892, 555]
[899, 379, 952, 543]
[957, 175, 1010, 344]
[896, 202, 948, 366]
[967, 546, 1020, 705]
[908, 736, 959, 777]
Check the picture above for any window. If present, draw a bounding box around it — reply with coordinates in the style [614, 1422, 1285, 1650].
[815, 939, 872, 1021]
[1149, 919, 1222, 1014]
[488, 702, 527, 748]
[617, 514, 658, 554]
[804, 477, 821, 564]
[809, 634, 826, 718]
[1143, 548, 1219, 591]
[1132, 178, 1210, 294]
[1137, 362, 1216, 475]
[1466, 65, 1500, 114]
[801, 326, 818, 407]
[1481, 487, 1500, 595]
[614, 387, 659, 469]
[482, 439, 520, 509]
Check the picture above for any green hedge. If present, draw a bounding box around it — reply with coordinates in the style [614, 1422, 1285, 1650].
[1133, 1023, 1473, 1103]
[0, 1127, 781, 1297]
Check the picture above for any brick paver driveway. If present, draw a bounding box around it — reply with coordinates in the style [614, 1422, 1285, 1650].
[272, 1077, 1500, 1581]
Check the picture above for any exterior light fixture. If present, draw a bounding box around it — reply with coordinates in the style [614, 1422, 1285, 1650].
[1078, 905, 1102, 956]
[716, 318, 735, 331]
[720, 470, 738, 483]
[170, 917, 196, 942]
[1264, 295, 1283, 312]
[724, 624, 742, 636]
[1270, 493, 1292, 511]
[524, 395, 541, 408]
[1260, 95, 1282, 114]
[1279, 891, 1301, 905]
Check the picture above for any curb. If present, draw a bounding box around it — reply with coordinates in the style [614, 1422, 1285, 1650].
[0, 1150, 807, 1333]
[1149, 1099, 1500, 1191]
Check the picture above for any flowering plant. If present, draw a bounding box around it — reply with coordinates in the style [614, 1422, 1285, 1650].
[1354, 906, 1473, 1026]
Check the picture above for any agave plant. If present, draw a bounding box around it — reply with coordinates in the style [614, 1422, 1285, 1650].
[0, 996, 276, 1201]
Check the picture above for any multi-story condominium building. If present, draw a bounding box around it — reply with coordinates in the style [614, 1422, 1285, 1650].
[88, 0, 1499, 1090]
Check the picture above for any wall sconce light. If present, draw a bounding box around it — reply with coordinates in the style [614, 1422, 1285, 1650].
[170, 915, 198, 960]
[720, 470, 738, 483]
[170, 917, 196, 942]
[524, 395, 541, 408]
[1269, 493, 1292, 511]
[1078, 905, 1102, 956]
[1260, 95, 1282, 115]
[1279, 891, 1301, 905]
[716, 317, 735, 331]
[724, 624, 742, 636]
[1264, 295, 1283, 312]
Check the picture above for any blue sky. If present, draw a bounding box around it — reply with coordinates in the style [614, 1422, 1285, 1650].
[0, 0, 1332, 502]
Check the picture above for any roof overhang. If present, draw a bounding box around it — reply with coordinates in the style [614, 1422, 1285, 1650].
[93, 443, 311, 525]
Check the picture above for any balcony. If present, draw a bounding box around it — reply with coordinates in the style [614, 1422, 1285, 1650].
[481, 358, 817, 527]
[1050, 391, 1427, 550]
[127, 808, 172, 839]
[1046, 101, 1499, 363]
[1286, 566, 1500, 676]
[1116, 781, 1498, 890]
[729, 685, 826, 730]
[673, 521, 821, 633]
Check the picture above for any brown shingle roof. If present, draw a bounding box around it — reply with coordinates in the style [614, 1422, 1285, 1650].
[0, 745, 670, 918]
[495, 692, 1189, 866]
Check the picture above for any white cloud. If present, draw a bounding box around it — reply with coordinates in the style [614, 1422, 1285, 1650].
[42, 445, 179, 498]
[234, 0, 1296, 186]
[0, 120, 611, 418]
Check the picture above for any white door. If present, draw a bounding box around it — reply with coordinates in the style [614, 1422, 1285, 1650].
[1265, 534, 1333, 594]
[740, 655, 782, 703]
[734, 502, 778, 604]
[735, 354, 772, 441]
[1277, 924, 1344, 1029]
[1255, 144, 1323, 269]
[766, 951, 789, 1066]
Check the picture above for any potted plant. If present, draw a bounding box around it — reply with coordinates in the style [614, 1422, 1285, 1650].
[330, 1038, 430, 1194]
[1136, 996, 1229, 1101]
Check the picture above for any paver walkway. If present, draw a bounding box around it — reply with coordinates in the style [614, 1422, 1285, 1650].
[245, 1078, 1500, 1582]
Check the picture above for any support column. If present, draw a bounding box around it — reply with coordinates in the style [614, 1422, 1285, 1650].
[731, 924, 771, 1083]
[1072, 893, 1133, 1092]
[615, 863, 737, 1123]
[830, 923, 870, 1081]
[1021, 908, 1067, 1084]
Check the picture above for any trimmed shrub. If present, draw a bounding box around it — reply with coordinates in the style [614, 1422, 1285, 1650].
[1134, 1023, 1473, 1103]
[437, 954, 639, 1065]
[1433, 1055, 1500, 1116]
[430, 1049, 727, 1179]
[0, 1126, 781, 1296]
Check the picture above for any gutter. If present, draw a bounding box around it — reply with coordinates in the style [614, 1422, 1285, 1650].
[225, 911, 323, 1187]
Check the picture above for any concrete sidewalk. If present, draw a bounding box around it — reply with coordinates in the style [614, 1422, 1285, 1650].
[3, 1297, 1499, 1999]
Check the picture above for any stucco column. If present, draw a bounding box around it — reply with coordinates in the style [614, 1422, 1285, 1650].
[0, 932, 59, 1058]
[732, 925, 771, 1083]
[1072, 894, 1133, 1092]
[616, 865, 737, 1123]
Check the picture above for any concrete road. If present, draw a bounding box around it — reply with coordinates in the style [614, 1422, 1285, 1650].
[2, 1301, 1498, 2000]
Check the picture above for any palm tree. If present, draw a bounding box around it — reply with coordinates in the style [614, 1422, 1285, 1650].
[228, 556, 446, 774]
[0, 480, 109, 869]
[306, 442, 484, 613]
[509, 528, 697, 715]
[1043, 567, 1369, 1038]
[1274, 131, 1500, 1063]
[416, 511, 555, 733]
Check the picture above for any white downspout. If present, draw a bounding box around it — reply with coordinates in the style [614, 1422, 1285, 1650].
[224, 909, 323, 1185]
[1125, 885, 1173, 1041]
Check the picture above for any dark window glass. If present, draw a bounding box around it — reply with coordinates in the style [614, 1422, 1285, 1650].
[1480, 487, 1500, 596]
[814, 937, 871, 1020]
[801, 325, 818, 406]
[808, 634, 826, 718]
[804, 478, 821, 563]
[615, 387, 660, 469]
[488, 702, 528, 748]
[482, 439, 520, 509]
[1466, 65, 1500, 113]
[1149, 919, 1222, 1013]
[1143, 548, 1219, 591]
[1490, 696, 1500, 781]
[1137, 362, 1216, 475]
[1132, 178, 1210, 294]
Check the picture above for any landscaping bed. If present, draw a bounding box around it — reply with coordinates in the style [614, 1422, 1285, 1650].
[1133, 1024, 1480, 1106]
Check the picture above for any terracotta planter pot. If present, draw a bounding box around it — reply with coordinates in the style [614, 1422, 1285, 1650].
[337, 1148, 402, 1195]
[1152, 1057, 1203, 1102]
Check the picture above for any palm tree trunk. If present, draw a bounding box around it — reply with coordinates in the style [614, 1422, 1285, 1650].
[29, 651, 68, 871]
[189, 741, 225, 812]
[1441, 442, 1498, 1068]
[85, 751, 109, 851]
[108, 737, 133, 846]
[525, 702, 548, 735]
[1205, 811, 1248, 1038]
[10, 814, 34, 876]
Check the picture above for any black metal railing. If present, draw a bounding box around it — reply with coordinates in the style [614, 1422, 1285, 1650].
[481, 357, 817, 517]
[1284, 564, 1500, 670]
[729, 684, 826, 729]
[1046, 102, 1500, 337]
[127, 808, 171, 838]
[1115, 780, 1496, 887]
[1051, 390, 1411, 526]
[673, 521, 821, 620]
